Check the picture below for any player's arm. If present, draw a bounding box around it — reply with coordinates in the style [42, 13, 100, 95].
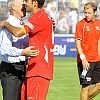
[98, 39, 100, 60]
[75, 39, 90, 70]
[0, 20, 25, 37]
[75, 39, 83, 55]
[75, 22, 89, 69]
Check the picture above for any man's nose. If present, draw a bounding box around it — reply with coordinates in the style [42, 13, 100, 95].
[86, 12, 89, 16]
[23, 0, 26, 4]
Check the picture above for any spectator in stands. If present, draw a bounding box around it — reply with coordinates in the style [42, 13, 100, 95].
[68, 8, 78, 34]
[49, 4, 56, 19]
[56, 10, 69, 34]
[58, 0, 67, 11]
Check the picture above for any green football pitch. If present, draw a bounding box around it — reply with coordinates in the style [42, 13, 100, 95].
[0, 58, 100, 100]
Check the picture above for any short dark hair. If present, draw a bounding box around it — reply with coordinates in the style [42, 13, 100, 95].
[32, 0, 45, 8]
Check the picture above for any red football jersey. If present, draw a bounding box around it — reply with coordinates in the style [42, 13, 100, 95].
[23, 9, 54, 80]
[75, 18, 100, 62]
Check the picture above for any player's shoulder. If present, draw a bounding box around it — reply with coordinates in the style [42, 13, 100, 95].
[93, 18, 100, 26]
[77, 18, 86, 24]
[94, 18, 100, 23]
[76, 18, 86, 28]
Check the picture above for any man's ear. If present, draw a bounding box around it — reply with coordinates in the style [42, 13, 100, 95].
[33, 0, 37, 7]
[11, 4, 15, 11]
[94, 11, 97, 16]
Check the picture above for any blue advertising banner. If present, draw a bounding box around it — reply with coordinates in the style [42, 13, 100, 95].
[54, 34, 77, 57]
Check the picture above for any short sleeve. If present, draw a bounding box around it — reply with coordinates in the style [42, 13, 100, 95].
[24, 18, 45, 34]
[75, 22, 83, 40]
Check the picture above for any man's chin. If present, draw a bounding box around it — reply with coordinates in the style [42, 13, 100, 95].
[86, 17, 94, 22]
[86, 18, 91, 22]
[26, 10, 30, 12]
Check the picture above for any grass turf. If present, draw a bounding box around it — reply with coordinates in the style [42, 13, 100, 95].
[0, 58, 100, 100]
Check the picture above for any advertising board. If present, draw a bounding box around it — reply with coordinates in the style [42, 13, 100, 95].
[54, 34, 77, 57]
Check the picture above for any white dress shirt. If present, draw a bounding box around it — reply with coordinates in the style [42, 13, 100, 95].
[0, 15, 29, 63]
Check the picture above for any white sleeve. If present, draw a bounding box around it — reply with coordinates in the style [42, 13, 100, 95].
[0, 29, 23, 57]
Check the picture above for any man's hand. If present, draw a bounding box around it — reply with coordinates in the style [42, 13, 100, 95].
[22, 46, 40, 57]
[82, 58, 90, 70]
[0, 20, 6, 27]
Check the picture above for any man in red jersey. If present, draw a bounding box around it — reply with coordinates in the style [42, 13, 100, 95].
[75, 2, 100, 100]
[0, 0, 54, 100]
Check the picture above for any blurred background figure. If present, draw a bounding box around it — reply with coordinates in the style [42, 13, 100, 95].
[1, 0, 100, 34]
[56, 10, 69, 34]
[68, 8, 78, 34]
[0, 0, 8, 21]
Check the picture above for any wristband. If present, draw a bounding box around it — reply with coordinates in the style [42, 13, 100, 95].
[80, 54, 86, 60]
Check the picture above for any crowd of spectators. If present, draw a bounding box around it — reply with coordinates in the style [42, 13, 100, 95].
[0, 0, 100, 34]
[43, 0, 100, 34]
